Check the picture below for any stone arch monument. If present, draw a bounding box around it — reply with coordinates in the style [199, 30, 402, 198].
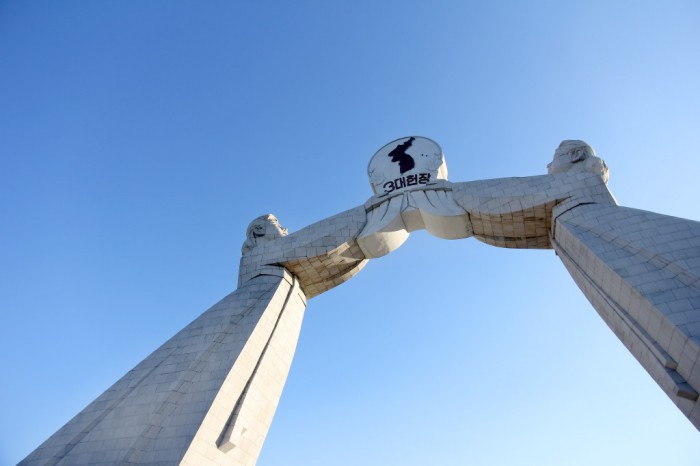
[20, 138, 700, 465]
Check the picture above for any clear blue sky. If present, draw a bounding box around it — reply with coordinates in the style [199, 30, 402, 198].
[1, 1, 700, 464]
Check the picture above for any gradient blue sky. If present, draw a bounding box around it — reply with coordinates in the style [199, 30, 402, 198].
[2, 1, 700, 465]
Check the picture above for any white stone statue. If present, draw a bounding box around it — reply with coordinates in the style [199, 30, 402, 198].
[21, 137, 700, 466]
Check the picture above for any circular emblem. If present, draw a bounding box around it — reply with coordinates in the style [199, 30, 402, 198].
[367, 136, 447, 195]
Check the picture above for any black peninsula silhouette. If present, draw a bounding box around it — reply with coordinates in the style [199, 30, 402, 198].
[388, 137, 416, 174]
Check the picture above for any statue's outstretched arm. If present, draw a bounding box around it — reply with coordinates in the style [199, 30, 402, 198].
[238, 206, 369, 298]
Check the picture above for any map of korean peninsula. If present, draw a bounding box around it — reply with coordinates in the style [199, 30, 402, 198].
[387, 137, 416, 174]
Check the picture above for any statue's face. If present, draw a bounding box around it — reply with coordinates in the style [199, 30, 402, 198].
[547, 141, 585, 175]
[265, 216, 288, 238]
[252, 215, 288, 239]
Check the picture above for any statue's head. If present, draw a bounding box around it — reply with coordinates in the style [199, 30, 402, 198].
[242, 214, 288, 254]
[247, 214, 288, 240]
[547, 140, 609, 183]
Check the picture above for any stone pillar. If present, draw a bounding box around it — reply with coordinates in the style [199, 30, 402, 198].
[20, 268, 306, 466]
[21, 206, 368, 465]
[552, 203, 700, 427]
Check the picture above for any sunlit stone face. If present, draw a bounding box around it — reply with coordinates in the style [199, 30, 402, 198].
[254, 214, 288, 239]
[547, 140, 591, 174]
[249, 214, 288, 240]
[546, 140, 609, 183]
[264, 215, 288, 238]
[547, 144, 573, 174]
